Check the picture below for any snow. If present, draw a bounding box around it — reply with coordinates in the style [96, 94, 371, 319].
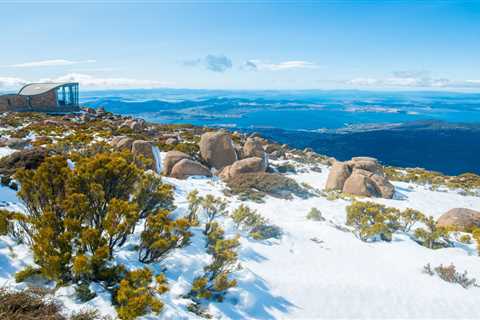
[1, 159, 480, 319]
[0, 146, 16, 159]
[152, 145, 162, 174]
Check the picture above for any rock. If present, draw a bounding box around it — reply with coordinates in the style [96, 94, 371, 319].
[96, 107, 107, 115]
[115, 137, 134, 151]
[325, 161, 352, 190]
[248, 132, 262, 138]
[165, 137, 178, 145]
[342, 169, 381, 197]
[5, 138, 29, 150]
[131, 140, 155, 169]
[122, 119, 145, 132]
[243, 138, 267, 161]
[111, 136, 126, 146]
[348, 157, 384, 176]
[437, 208, 480, 231]
[370, 173, 395, 198]
[0, 148, 48, 176]
[220, 157, 267, 180]
[162, 150, 190, 176]
[170, 159, 212, 179]
[199, 131, 237, 170]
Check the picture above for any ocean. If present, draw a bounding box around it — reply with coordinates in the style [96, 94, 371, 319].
[80, 89, 480, 175]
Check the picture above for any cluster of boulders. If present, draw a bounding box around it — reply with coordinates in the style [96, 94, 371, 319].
[325, 157, 395, 198]
[111, 136, 157, 171]
[161, 130, 269, 180]
[0, 137, 30, 150]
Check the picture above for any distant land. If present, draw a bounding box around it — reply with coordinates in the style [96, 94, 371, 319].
[81, 89, 480, 175]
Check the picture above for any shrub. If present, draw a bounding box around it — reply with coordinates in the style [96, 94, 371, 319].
[186, 190, 201, 225]
[225, 172, 311, 201]
[199, 194, 227, 234]
[75, 282, 97, 302]
[414, 216, 450, 249]
[423, 263, 478, 289]
[0, 287, 64, 320]
[134, 173, 175, 219]
[398, 208, 424, 232]
[12, 151, 173, 284]
[0, 209, 13, 236]
[115, 268, 167, 320]
[473, 228, 480, 255]
[15, 265, 41, 283]
[230, 204, 281, 240]
[459, 234, 472, 244]
[139, 209, 191, 263]
[346, 201, 400, 242]
[306, 208, 325, 221]
[190, 224, 239, 303]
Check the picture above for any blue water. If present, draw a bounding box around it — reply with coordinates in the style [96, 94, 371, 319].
[80, 89, 480, 175]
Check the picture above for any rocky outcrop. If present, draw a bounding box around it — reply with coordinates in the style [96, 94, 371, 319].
[325, 161, 352, 190]
[114, 137, 134, 151]
[243, 137, 267, 162]
[162, 150, 190, 176]
[4, 138, 30, 150]
[220, 157, 266, 180]
[325, 156, 394, 198]
[199, 131, 237, 170]
[170, 159, 212, 180]
[0, 148, 48, 177]
[131, 140, 155, 169]
[122, 118, 145, 132]
[437, 208, 480, 231]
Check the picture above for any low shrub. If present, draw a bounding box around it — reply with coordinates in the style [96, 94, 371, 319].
[15, 265, 41, 283]
[306, 208, 325, 221]
[459, 234, 472, 244]
[0, 287, 64, 320]
[414, 216, 450, 249]
[231, 204, 281, 240]
[346, 201, 401, 242]
[114, 268, 168, 320]
[225, 172, 311, 201]
[423, 263, 478, 289]
[75, 282, 97, 302]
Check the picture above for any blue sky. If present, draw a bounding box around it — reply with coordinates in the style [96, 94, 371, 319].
[0, 1, 479, 91]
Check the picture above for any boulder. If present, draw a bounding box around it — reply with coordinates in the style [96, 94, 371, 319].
[122, 119, 145, 132]
[162, 150, 190, 176]
[131, 140, 155, 169]
[437, 208, 480, 231]
[243, 138, 267, 160]
[342, 169, 381, 198]
[348, 157, 384, 176]
[220, 157, 267, 180]
[115, 137, 134, 151]
[199, 131, 237, 170]
[325, 161, 352, 190]
[0, 148, 48, 176]
[370, 173, 395, 198]
[170, 159, 212, 179]
[165, 137, 178, 145]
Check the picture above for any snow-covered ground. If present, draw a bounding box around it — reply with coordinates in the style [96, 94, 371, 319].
[1, 156, 480, 319]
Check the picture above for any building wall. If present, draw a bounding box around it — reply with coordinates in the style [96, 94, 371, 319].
[0, 88, 79, 113]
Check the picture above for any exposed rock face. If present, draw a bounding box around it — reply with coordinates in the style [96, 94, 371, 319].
[131, 140, 155, 169]
[325, 161, 352, 190]
[122, 118, 145, 132]
[162, 150, 190, 176]
[348, 157, 383, 176]
[0, 148, 48, 176]
[115, 137, 134, 151]
[325, 157, 394, 198]
[5, 138, 29, 150]
[199, 131, 237, 170]
[165, 138, 178, 145]
[437, 208, 480, 231]
[243, 138, 267, 160]
[220, 157, 266, 180]
[170, 159, 212, 180]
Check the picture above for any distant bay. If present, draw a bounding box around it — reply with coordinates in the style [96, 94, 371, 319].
[81, 89, 480, 175]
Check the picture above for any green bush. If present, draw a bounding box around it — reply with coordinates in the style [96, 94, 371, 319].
[423, 263, 478, 289]
[414, 215, 450, 249]
[139, 209, 191, 263]
[346, 201, 400, 242]
[115, 268, 167, 320]
[459, 234, 472, 244]
[231, 204, 281, 240]
[15, 265, 41, 283]
[306, 208, 325, 221]
[75, 282, 97, 302]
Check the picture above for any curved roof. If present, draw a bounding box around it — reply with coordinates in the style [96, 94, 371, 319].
[18, 82, 77, 96]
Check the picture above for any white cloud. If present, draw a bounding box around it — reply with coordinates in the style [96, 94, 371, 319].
[0, 77, 27, 89]
[243, 60, 320, 71]
[347, 71, 480, 89]
[8, 59, 96, 68]
[40, 73, 169, 89]
[183, 54, 232, 72]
